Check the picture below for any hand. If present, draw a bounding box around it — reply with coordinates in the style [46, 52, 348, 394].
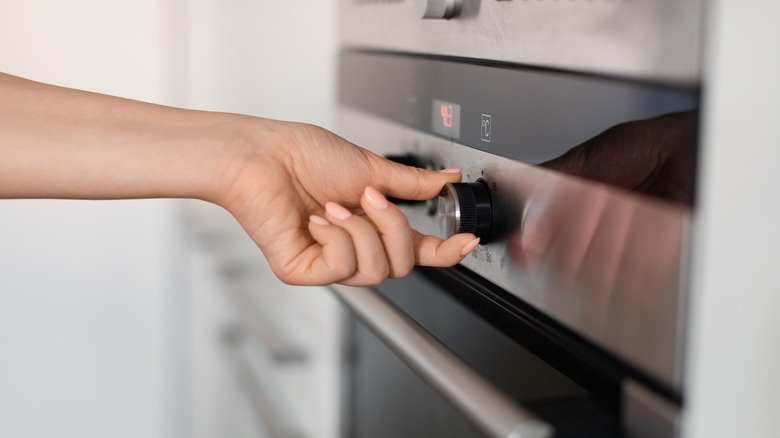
[216, 120, 480, 286]
[0, 72, 477, 286]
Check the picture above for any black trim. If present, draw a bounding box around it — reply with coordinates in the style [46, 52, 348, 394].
[339, 50, 699, 165]
[341, 47, 700, 90]
[418, 265, 683, 411]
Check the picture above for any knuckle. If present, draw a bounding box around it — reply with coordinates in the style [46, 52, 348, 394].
[364, 268, 389, 285]
[272, 261, 298, 285]
[392, 260, 414, 278]
[410, 171, 425, 200]
[332, 260, 356, 280]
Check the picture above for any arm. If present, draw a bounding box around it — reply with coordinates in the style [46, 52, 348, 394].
[0, 72, 479, 285]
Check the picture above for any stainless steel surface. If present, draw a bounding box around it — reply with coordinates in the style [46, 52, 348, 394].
[623, 380, 680, 438]
[339, 107, 688, 389]
[340, 0, 702, 84]
[219, 265, 308, 364]
[437, 183, 463, 237]
[437, 182, 493, 240]
[416, 0, 463, 20]
[330, 284, 554, 438]
[221, 326, 306, 438]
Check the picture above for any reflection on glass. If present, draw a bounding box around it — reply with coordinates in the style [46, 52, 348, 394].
[502, 112, 698, 382]
[540, 111, 698, 206]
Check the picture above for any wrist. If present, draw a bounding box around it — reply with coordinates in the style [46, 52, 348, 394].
[205, 115, 284, 210]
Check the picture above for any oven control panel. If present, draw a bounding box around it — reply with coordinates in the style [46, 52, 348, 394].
[338, 49, 699, 393]
[340, 105, 689, 393]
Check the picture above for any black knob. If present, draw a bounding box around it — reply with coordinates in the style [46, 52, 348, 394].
[437, 181, 493, 241]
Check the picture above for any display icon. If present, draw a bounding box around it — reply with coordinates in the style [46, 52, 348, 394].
[432, 99, 461, 139]
[441, 104, 453, 128]
[481, 114, 492, 142]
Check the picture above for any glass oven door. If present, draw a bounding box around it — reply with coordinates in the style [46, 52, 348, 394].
[337, 269, 621, 438]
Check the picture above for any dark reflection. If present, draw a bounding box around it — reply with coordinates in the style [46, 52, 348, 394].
[501, 123, 694, 384]
[541, 111, 698, 206]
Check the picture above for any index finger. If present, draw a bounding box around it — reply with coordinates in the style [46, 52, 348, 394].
[366, 152, 462, 201]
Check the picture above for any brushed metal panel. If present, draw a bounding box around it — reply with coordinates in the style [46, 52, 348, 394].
[340, 0, 702, 84]
[338, 108, 689, 389]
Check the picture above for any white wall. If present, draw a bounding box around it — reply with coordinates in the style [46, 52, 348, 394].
[185, 0, 336, 127]
[0, 2, 182, 438]
[684, 2, 780, 437]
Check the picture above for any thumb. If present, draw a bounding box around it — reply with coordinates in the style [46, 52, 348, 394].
[372, 156, 462, 201]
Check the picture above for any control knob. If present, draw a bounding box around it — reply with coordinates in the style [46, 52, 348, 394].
[415, 0, 463, 20]
[437, 181, 493, 241]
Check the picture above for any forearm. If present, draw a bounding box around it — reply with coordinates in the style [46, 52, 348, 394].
[0, 72, 476, 285]
[0, 72, 260, 202]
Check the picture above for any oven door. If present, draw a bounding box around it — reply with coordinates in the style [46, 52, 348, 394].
[335, 269, 619, 438]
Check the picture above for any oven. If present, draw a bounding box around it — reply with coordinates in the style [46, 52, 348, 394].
[334, 1, 701, 437]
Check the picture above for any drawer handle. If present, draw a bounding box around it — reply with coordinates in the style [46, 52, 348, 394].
[220, 266, 308, 364]
[330, 284, 554, 438]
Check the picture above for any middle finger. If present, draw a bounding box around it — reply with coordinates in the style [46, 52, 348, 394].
[324, 201, 390, 286]
[360, 186, 415, 278]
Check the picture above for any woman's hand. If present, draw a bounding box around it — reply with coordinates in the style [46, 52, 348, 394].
[0, 72, 477, 286]
[215, 120, 479, 286]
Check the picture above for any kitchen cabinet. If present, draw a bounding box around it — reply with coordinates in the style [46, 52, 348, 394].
[182, 2, 342, 437]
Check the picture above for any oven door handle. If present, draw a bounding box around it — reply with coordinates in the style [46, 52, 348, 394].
[330, 285, 554, 438]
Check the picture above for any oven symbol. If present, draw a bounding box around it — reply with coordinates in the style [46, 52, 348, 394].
[481, 114, 492, 142]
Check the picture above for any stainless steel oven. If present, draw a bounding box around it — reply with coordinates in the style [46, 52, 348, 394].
[334, 1, 702, 437]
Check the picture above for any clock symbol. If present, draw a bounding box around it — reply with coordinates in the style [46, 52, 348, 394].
[481, 114, 491, 143]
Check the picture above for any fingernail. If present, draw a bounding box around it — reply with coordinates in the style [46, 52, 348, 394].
[364, 186, 389, 210]
[309, 215, 330, 226]
[325, 202, 352, 220]
[439, 168, 462, 174]
[460, 237, 481, 256]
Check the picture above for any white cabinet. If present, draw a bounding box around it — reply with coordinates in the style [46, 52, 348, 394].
[182, 2, 342, 437]
[0, 2, 185, 438]
[0, 1, 341, 437]
[185, 202, 343, 438]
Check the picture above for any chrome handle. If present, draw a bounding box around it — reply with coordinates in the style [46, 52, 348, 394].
[330, 285, 554, 438]
[221, 326, 306, 438]
[219, 266, 308, 364]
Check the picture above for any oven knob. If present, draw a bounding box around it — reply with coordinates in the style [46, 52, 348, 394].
[437, 182, 493, 241]
[416, 0, 463, 20]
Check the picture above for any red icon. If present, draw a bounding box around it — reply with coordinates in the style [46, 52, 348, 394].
[440, 104, 453, 128]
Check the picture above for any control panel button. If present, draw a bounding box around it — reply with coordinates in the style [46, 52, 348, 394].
[437, 181, 493, 241]
[415, 0, 463, 20]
